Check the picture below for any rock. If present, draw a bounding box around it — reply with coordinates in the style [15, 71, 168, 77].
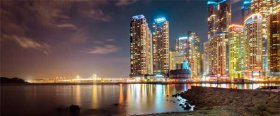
[183, 105, 191, 110]
[55, 106, 66, 112]
[69, 105, 80, 112]
[256, 105, 266, 111]
[113, 103, 119, 106]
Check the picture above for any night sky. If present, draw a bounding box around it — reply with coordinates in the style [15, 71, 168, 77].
[0, 0, 242, 79]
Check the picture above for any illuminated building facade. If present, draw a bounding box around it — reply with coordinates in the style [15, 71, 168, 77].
[130, 15, 153, 77]
[186, 32, 201, 78]
[244, 13, 263, 78]
[169, 51, 184, 70]
[209, 33, 228, 77]
[250, 0, 277, 74]
[152, 17, 169, 75]
[267, 4, 280, 76]
[207, 0, 231, 78]
[202, 42, 209, 76]
[208, 0, 231, 39]
[228, 24, 244, 79]
[176, 36, 188, 56]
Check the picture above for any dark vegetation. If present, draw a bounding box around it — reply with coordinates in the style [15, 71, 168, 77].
[0, 77, 27, 83]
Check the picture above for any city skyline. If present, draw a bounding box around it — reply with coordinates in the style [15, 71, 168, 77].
[1, 1, 279, 116]
[1, 0, 250, 79]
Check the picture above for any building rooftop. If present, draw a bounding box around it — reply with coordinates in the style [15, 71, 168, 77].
[154, 17, 167, 23]
[132, 15, 145, 20]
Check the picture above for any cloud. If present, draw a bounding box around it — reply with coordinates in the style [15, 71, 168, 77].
[115, 0, 140, 6]
[29, 1, 74, 28]
[106, 38, 115, 42]
[6, 35, 51, 54]
[79, 9, 112, 22]
[1, 0, 112, 54]
[56, 23, 78, 30]
[94, 41, 104, 44]
[85, 45, 119, 54]
[93, 38, 115, 45]
[70, 28, 88, 44]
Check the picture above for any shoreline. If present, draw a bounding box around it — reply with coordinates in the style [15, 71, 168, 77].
[1, 81, 280, 85]
[138, 86, 280, 116]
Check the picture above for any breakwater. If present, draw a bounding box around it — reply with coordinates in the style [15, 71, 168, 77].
[179, 86, 280, 115]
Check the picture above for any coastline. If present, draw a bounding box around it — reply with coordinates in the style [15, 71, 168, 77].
[139, 86, 280, 116]
[1, 81, 280, 85]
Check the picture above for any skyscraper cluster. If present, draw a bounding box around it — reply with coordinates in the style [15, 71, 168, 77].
[130, 15, 169, 77]
[130, 16, 201, 78]
[130, 0, 279, 80]
[171, 32, 201, 79]
[204, 0, 279, 81]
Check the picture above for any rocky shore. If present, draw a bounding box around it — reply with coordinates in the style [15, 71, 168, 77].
[142, 86, 279, 116]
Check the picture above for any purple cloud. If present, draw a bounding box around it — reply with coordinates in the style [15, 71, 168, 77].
[85, 45, 119, 54]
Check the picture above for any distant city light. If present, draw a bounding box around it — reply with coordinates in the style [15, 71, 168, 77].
[76, 75, 80, 79]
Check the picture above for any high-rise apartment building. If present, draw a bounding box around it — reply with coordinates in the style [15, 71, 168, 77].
[202, 42, 209, 76]
[250, 0, 277, 74]
[186, 32, 201, 78]
[208, 33, 228, 77]
[267, 3, 280, 76]
[208, 0, 231, 39]
[244, 13, 263, 78]
[228, 24, 244, 79]
[130, 15, 153, 77]
[169, 51, 184, 70]
[176, 36, 188, 56]
[207, 0, 231, 78]
[152, 17, 169, 76]
[174, 32, 201, 78]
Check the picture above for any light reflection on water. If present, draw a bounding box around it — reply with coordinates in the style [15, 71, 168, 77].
[195, 83, 278, 89]
[1, 83, 278, 115]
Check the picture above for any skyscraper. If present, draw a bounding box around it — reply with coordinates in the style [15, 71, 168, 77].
[228, 24, 244, 80]
[250, 0, 276, 75]
[202, 42, 209, 76]
[130, 15, 153, 77]
[186, 31, 201, 78]
[244, 13, 263, 79]
[169, 51, 184, 70]
[176, 36, 188, 56]
[152, 17, 169, 76]
[209, 33, 228, 77]
[207, 0, 231, 78]
[267, 3, 280, 77]
[207, 0, 231, 39]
